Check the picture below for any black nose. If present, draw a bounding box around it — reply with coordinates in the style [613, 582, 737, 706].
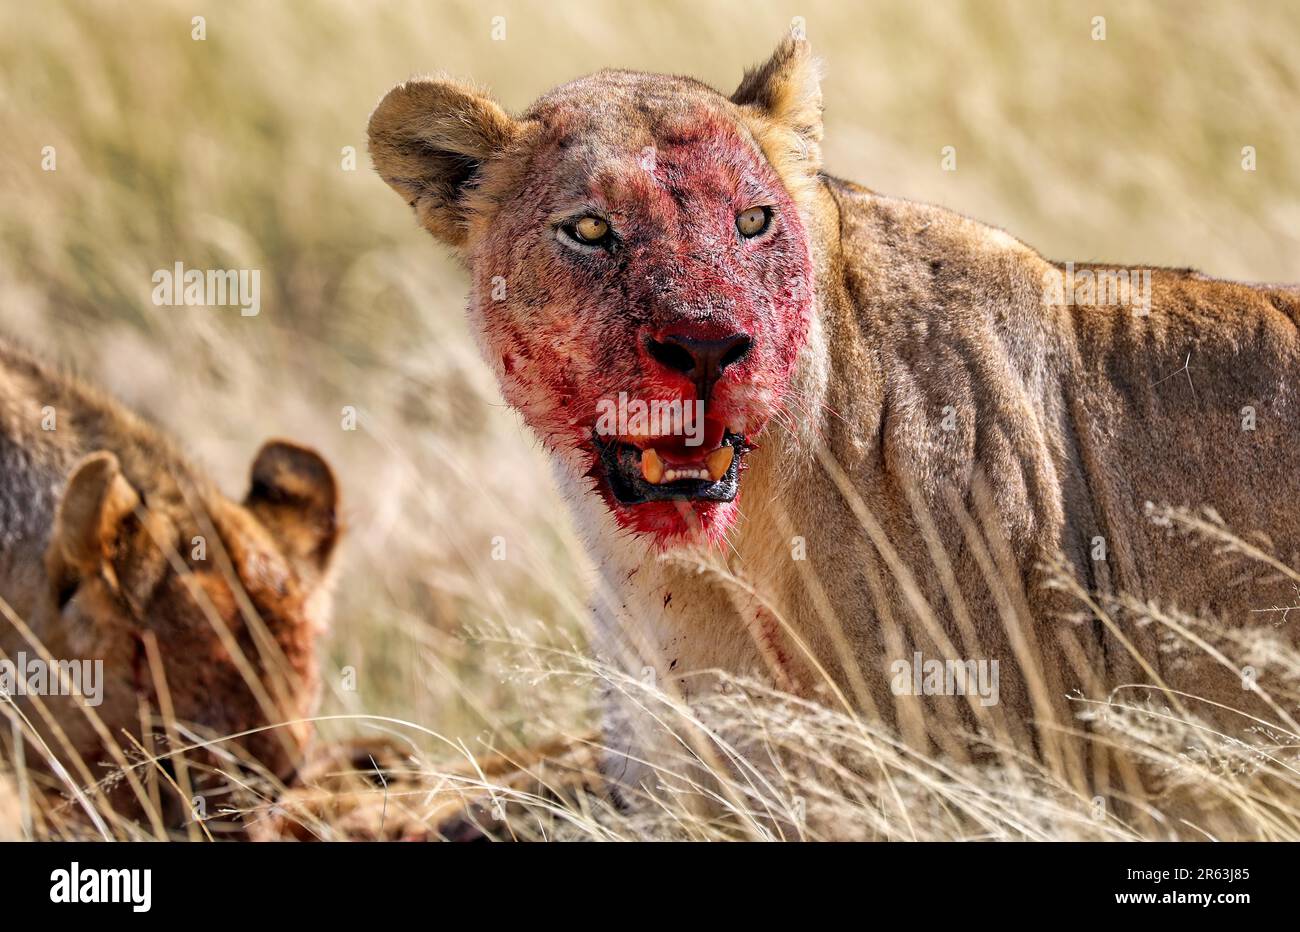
[644, 332, 753, 399]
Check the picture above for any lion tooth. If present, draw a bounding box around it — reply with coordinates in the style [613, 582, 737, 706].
[641, 448, 664, 484]
[706, 446, 734, 481]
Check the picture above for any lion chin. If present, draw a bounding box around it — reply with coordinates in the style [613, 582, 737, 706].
[608, 496, 742, 548]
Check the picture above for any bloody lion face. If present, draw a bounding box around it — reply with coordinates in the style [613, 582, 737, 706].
[370, 41, 822, 545]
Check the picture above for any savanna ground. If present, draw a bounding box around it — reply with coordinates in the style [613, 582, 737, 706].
[1, 0, 1298, 840]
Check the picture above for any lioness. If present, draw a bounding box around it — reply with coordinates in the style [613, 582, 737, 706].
[369, 37, 1300, 796]
[0, 337, 339, 828]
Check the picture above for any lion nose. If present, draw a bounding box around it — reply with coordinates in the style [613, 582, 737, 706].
[644, 332, 753, 399]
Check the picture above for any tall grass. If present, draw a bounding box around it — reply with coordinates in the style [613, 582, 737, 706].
[1, 0, 1297, 839]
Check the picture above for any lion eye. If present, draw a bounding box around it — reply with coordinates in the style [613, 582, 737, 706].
[571, 216, 610, 243]
[736, 207, 771, 238]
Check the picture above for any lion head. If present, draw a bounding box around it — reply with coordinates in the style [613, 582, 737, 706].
[39, 440, 339, 790]
[369, 38, 823, 544]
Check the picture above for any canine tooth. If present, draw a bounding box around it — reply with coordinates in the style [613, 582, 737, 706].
[706, 445, 735, 481]
[641, 448, 664, 484]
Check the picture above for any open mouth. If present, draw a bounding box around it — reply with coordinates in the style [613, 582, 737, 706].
[594, 426, 751, 505]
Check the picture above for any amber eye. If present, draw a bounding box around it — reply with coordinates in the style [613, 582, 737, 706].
[736, 206, 771, 238]
[570, 216, 610, 243]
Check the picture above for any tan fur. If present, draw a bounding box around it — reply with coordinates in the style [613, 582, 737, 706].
[0, 337, 341, 824]
[370, 37, 1300, 797]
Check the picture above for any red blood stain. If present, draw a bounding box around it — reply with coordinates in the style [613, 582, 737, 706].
[470, 95, 813, 546]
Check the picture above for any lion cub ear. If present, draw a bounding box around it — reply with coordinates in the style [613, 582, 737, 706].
[50, 452, 141, 583]
[368, 76, 521, 249]
[731, 36, 824, 176]
[52, 452, 139, 574]
[244, 441, 340, 574]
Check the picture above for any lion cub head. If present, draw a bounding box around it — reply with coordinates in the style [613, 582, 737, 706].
[39, 440, 339, 794]
[369, 38, 822, 544]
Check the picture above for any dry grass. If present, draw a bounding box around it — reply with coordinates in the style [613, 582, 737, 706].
[0, 0, 1298, 840]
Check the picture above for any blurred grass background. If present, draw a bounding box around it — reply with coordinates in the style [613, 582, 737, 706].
[1, 0, 1297, 757]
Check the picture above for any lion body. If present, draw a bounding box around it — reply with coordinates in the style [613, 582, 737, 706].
[370, 38, 1300, 795]
[0, 338, 339, 818]
[576, 180, 1300, 783]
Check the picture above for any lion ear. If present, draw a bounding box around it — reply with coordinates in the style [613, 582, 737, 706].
[368, 76, 521, 249]
[49, 452, 141, 583]
[731, 36, 824, 174]
[244, 441, 340, 574]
